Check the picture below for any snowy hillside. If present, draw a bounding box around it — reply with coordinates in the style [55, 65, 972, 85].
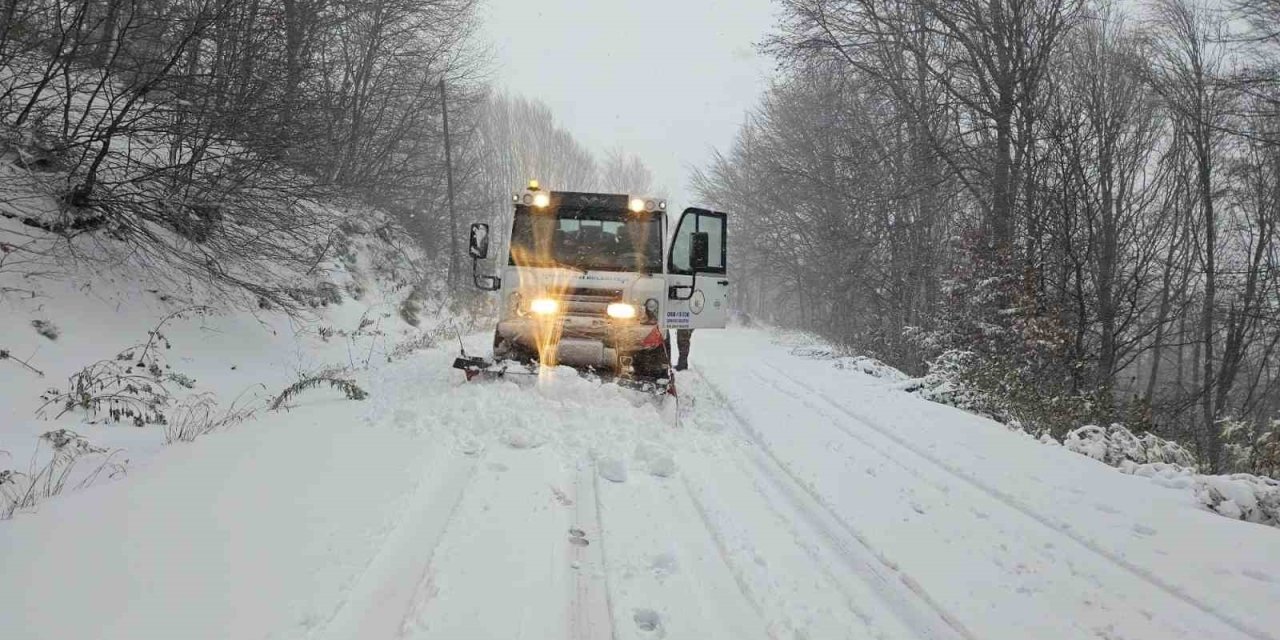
[0, 198, 463, 518]
[2, 329, 1277, 640]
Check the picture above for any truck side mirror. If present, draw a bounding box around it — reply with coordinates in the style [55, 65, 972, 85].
[691, 232, 710, 271]
[474, 274, 501, 291]
[469, 223, 490, 259]
[468, 222, 500, 290]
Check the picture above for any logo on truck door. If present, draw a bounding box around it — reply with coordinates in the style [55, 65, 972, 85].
[690, 290, 706, 315]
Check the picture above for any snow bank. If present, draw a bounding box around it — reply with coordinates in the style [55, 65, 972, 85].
[772, 328, 912, 382]
[1059, 425, 1280, 526]
[1193, 473, 1280, 525]
[1117, 462, 1280, 527]
[831, 355, 911, 382]
[901, 349, 1002, 419]
[1063, 423, 1198, 467]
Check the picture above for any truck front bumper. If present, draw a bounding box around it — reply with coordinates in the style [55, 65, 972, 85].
[495, 318, 662, 369]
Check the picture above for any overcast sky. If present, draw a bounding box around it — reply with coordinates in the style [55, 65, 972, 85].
[480, 0, 777, 206]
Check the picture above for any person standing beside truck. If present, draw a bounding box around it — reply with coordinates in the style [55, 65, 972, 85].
[672, 329, 693, 371]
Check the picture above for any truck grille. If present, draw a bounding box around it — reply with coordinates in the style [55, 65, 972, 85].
[561, 287, 623, 318]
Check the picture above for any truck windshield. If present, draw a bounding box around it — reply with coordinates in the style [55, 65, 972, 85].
[508, 208, 664, 273]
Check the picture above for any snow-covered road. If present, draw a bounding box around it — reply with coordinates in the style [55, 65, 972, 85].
[2, 329, 1278, 640]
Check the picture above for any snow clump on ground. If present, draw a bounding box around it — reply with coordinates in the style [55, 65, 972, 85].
[1063, 423, 1198, 467]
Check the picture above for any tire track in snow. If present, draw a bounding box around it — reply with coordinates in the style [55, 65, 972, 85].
[673, 472, 783, 640]
[312, 451, 480, 640]
[738, 369, 956, 497]
[686, 453, 879, 635]
[594, 438, 776, 640]
[569, 464, 618, 640]
[681, 443, 950, 640]
[691, 367, 976, 640]
[757, 363, 1277, 640]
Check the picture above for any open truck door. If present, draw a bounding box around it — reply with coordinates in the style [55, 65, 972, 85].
[665, 207, 729, 330]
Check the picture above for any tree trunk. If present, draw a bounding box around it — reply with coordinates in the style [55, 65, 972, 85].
[281, 0, 307, 136]
[1097, 144, 1118, 395]
[94, 0, 122, 67]
[1198, 140, 1219, 471]
[441, 79, 458, 290]
[0, 0, 17, 53]
[1145, 212, 1187, 402]
[992, 94, 1016, 259]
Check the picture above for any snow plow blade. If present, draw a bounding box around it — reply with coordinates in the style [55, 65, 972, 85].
[452, 355, 676, 396]
[452, 355, 536, 381]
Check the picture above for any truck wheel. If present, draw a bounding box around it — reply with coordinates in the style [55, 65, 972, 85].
[494, 333, 535, 364]
[493, 332, 511, 360]
[631, 345, 671, 380]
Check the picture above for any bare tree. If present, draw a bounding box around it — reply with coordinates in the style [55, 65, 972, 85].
[471, 92, 600, 238]
[598, 146, 654, 194]
[1, 0, 488, 311]
[1041, 8, 1166, 397]
[1146, 0, 1237, 469]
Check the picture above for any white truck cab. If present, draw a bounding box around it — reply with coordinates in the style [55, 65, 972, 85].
[458, 183, 730, 389]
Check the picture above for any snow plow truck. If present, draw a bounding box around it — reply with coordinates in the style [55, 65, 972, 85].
[454, 181, 730, 395]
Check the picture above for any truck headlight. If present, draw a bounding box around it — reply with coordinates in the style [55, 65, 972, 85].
[529, 297, 559, 315]
[607, 303, 637, 319]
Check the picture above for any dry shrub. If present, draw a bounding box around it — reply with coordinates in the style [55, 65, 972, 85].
[269, 369, 368, 411]
[163, 391, 262, 444]
[37, 307, 208, 426]
[1, 429, 126, 519]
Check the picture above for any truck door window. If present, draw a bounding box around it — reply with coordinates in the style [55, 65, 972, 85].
[701, 215, 725, 270]
[670, 222, 692, 273]
[669, 211, 726, 274]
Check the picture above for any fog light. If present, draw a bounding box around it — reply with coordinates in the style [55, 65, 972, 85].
[530, 297, 559, 315]
[607, 303, 637, 319]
